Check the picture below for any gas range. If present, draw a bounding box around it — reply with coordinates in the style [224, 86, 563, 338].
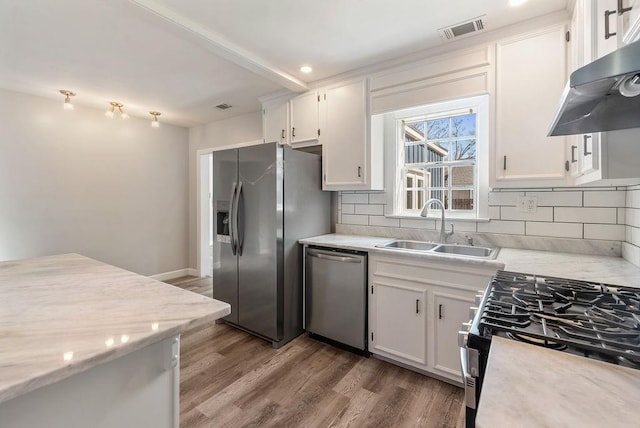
[460, 270, 640, 428]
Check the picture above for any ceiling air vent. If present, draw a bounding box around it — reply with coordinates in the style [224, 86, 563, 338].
[438, 15, 487, 41]
[215, 103, 232, 110]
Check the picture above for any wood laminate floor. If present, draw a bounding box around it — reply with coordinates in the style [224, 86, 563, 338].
[167, 276, 465, 428]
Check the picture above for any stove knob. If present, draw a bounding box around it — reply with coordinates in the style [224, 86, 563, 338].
[469, 307, 478, 319]
[458, 331, 469, 347]
[474, 294, 483, 305]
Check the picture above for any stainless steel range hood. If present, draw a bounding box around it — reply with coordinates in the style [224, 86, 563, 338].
[548, 40, 640, 137]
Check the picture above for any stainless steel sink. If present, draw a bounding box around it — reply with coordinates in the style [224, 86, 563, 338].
[377, 240, 499, 259]
[379, 240, 439, 251]
[432, 244, 499, 259]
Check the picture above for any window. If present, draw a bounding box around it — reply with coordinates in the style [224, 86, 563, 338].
[389, 96, 488, 218]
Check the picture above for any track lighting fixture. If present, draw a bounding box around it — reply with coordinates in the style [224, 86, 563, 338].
[149, 111, 161, 128]
[105, 102, 128, 119]
[59, 90, 76, 110]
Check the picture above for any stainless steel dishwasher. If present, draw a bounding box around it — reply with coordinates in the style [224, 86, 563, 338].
[304, 246, 367, 352]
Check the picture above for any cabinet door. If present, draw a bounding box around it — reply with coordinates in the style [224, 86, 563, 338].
[290, 91, 319, 145]
[494, 25, 568, 186]
[263, 101, 288, 145]
[432, 292, 474, 380]
[595, 0, 619, 58]
[324, 79, 368, 188]
[371, 280, 427, 365]
[578, 133, 599, 175]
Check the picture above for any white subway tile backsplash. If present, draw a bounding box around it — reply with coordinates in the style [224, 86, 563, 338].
[628, 190, 640, 208]
[341, 193, 369, 204]
[501, 206, 554, 222]
[341, 214, 369, 225]
[436, 220, 477, 233]
[337, 185, 636, 251]
[622, 242, 640, 268]
[584, 224, 625, 241]
[526, 191, 582, 207]
[632, 227, 640, 246]
[400, 218, 436, 230]
[369, 216, 400, 227]
[554, 207, 617, 224]
[355, 204, 384, 215]
[618, 208, 626, 225]
[341, 203, 355, 215]
[583, 190, 626, 207]
[477, 220, 525, 235]
[626, 208, 640, 228]
[368, 192, 387, 204]
[488, 191, 523, 206]
[526, 222, 583, 239]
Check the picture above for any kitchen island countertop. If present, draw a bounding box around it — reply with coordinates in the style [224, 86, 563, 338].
[0, 253, 230, 404]
[475, 336, 640, 428]
[299, 234, 640, 286]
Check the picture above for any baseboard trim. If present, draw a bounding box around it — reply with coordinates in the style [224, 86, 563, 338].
[187, 268, 199, 277]
[150, 268, 191, 281]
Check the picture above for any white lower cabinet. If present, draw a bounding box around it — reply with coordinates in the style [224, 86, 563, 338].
[432, 292, 475, 379]
[371, 280, 427, 365]
[368, 253, 498, 384]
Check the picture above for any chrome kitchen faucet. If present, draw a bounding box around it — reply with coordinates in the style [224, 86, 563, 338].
[420, 198, 454, 244]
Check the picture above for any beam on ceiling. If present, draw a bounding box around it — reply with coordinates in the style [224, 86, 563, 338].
[125, 0, 309, 93]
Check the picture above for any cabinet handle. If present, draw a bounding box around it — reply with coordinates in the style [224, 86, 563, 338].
[619, 0, 633, 15]
[605, 9, 617, 39]
[503, 155, 507, 170]
[416, 299, 420, 314]
[439, 304, 443, 319]
[292, 127, 296, 138]
[571, 145, 577, 163]
[357, 166, 362, 177]
[583, 135, 592, 156]
[281, 129, 285, 140]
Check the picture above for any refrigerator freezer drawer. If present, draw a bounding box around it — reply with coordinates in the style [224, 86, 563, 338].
[305, 247, 367, 350]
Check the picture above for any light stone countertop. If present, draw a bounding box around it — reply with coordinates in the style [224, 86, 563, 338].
[0, 253, 230, 404]
[475, 336, 640, 428]
[299, 234, 640, 286]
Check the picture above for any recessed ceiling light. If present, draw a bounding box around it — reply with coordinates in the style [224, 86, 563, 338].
[300, 65, 312, 73]
[509, 0, 527, 6]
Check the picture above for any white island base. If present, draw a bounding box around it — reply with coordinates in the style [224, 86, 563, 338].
[0, 334, 181, 428]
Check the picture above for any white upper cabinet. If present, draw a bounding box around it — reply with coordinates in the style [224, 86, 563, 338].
[493, 25, 569, 187]
[596, 0, 620, 58]
[321, 78, 384, 191]
[290, 90, 320, 146]
[262, 97, 289, 145]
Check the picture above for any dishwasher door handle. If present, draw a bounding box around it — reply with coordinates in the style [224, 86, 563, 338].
[306, 249, 362, 263]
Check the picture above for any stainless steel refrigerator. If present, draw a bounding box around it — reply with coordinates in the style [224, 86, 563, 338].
[212, 142, 330, 347]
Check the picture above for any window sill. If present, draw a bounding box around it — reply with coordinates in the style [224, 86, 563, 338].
[385, 215, 491, 223]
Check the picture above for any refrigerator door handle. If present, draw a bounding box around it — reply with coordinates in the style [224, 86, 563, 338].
[234, 181, 243, 256]
[229, 182, 237, 256]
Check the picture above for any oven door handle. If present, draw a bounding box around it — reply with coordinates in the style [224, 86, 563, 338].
[460, 347, 477, 410]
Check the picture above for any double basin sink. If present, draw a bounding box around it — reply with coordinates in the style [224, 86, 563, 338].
[376, 240, 499, 259]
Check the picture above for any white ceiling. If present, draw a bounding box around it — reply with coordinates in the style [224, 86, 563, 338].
[0, 0, 570, 127]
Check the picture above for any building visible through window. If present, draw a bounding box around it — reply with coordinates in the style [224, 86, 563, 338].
[400, 110, 477, 214]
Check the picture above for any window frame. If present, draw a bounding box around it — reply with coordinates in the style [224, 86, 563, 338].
[384, 95, 490, 220]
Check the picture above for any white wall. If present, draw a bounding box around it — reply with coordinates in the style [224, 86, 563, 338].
[187, 111, 262, 269]
[0, 89, 189, 275]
